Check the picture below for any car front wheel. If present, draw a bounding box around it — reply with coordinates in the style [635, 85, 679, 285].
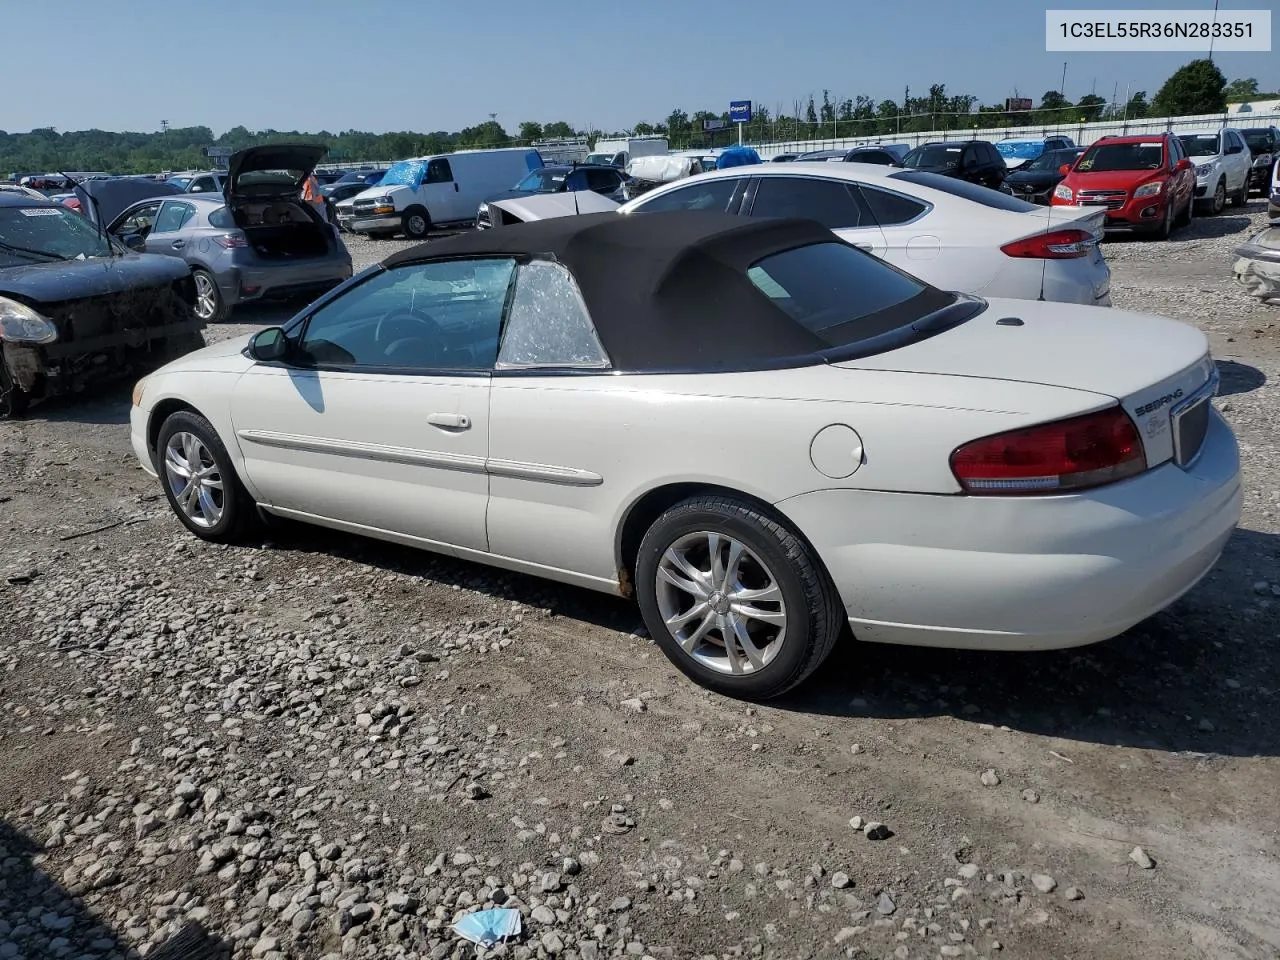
[635, 495, 844, 700]
[156, 410, 260, 543]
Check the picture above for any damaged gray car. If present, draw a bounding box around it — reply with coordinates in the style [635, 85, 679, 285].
[0, 191, 201, 416]
[1233, 225, 1280, 304]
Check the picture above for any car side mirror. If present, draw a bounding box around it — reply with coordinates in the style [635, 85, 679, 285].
[1176, 158, 1193, 171]
[122, 233, 145, 251]
[1059, 164, 1071, 176]
[248, 326, 289, 362]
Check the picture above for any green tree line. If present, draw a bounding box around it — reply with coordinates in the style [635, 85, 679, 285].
[3, 60, 1266, 176]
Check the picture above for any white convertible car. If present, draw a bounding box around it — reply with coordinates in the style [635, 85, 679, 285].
[130, 211, 1242, 700]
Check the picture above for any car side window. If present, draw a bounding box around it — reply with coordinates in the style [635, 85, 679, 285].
[297, 258, 516, 370]
[585, 168, 619, 192]
[986, 144, 1003, 164]
[858, 185, 928, 225]
[113, 201, 164, 236]
[425, 158, 453, 184]
[190, 177, 215, 193]
[749, 176, 872, 229]
[565, 170, 589, 191]
[631, 178, 740, 213]
[496, 261, 609, 369]
[153, 201, 195, 234]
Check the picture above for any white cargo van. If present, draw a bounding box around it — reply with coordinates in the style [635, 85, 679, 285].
[346, 147, 542, 239]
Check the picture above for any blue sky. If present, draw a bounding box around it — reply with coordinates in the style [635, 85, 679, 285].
[2, 0, 1275, 136]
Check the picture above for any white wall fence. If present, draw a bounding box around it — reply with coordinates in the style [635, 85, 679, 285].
[747, 111, 1280, 159]
[307, 110, 1280, 170]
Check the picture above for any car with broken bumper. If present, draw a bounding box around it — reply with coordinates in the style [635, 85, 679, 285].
[1, 192, 201, 416]
[129, 211, 1242, 700]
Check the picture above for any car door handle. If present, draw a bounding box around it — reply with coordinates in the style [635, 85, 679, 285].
[171, 239, 186, 249]
[427, 413, 470, 430]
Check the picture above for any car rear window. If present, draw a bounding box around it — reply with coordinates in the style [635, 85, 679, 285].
[745, 241, 958, 353]
[888, 171, 1038, 212]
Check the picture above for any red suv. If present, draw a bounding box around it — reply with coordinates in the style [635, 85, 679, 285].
[1051, 134, 1196, 238]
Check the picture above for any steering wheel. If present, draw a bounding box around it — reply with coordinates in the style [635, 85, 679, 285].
[375, 308, 444, 364]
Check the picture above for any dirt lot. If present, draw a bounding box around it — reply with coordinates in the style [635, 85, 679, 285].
[2, 210, 1279, 960]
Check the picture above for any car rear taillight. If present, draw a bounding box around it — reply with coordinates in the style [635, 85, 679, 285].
[215, 233, 249, 249]
[950, 407, 1146, 495]
[1000, 228, 1094, 259]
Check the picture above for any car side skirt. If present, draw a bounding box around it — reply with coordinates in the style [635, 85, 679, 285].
[259, 504, 624, 595]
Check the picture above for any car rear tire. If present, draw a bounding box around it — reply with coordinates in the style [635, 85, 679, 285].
[402, 207, 431, 240]
[156, 410, 260, 544]
[192, 268, 227, 323]
[635, 494, 844, 700]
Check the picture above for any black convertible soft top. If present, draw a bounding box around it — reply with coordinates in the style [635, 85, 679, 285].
[381, 211, 891, 373]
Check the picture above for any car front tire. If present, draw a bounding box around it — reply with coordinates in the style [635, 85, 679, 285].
[402, 207, 431, 240]
[635, 495, 844, 700]
[156, 410, 260, 543]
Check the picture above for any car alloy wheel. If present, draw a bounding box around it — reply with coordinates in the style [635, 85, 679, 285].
[156, 410, 260, 543]
[192, 269, 223, 322]
[655, 531, 787, 675]
[164, 431, 224, 528]
[635, 494, 844, 700]
[1213, 180, 1226, 214]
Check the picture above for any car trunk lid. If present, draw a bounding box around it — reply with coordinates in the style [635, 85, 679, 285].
[225, 144, 328, 204]
[832, 297, 1216, 467]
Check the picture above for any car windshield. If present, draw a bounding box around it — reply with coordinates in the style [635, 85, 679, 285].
[585, 154, 613, 165]
[165, 176, 192, 190]
[889, 171, 1039, 211]
[997, 141, 1045, 160]
[0, 204, 113, 266]
[1076, 142, 1165, 172]
[1024, 149, 1076, 172]
[380, 160, 427, 187]
[513, 168, 568, 192]
[902, 145, 962, 169]
[745, 241, 961, 354]
[1242, 130, 1274, 151]
[1178, 133, 1220, 156]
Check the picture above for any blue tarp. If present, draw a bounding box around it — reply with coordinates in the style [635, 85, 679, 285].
[379, 160, 428, 188]
[715, 146, 761, 169]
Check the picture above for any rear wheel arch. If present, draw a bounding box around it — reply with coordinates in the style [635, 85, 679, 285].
[615, 482, 831, 597]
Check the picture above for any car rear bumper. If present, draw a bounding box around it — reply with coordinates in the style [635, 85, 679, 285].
[776, 407, 1241, 651]
[219, 262, 352, 307]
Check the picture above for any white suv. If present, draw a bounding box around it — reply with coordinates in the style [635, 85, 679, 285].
[1177, 128, 1252, 214]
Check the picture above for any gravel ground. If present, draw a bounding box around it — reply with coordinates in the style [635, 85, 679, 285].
[2, 209, 1278, 960]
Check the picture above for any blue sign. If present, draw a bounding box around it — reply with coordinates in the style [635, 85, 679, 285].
[729, 100, 752, 123]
